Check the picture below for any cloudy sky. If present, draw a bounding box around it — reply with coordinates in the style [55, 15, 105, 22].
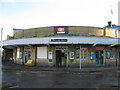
[0, 0, 119, 40]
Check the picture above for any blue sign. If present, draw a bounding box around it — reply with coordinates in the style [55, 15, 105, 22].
[90, 54, 94, 60]
[106, 51, 110, 59]
[70, 60, 74, 62]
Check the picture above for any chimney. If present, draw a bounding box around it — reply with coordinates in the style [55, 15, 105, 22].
[108, 21, 112, 27]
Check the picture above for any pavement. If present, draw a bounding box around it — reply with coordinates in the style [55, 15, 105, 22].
[2, 61, 119, 73]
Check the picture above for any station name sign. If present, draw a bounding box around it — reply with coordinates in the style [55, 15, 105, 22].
[50, 39, 67, 42]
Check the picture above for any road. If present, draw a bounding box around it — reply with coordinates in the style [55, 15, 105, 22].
[2, 61, 119, 89]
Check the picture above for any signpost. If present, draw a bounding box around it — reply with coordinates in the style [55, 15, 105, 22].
[79, 46, 81, 70]
[79, 46, 88, 69]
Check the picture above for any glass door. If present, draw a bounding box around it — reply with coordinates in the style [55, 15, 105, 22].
[24, 48, 31, 64]
[96, 50, 104, 66]
[61, 50, 67, 67]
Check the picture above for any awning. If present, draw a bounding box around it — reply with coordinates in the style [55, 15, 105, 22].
[3, 36, 119, 47]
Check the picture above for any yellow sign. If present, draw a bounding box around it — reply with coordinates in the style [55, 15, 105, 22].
[25, 60, 35, 66]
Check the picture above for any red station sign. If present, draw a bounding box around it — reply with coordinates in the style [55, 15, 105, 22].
[81, 47, 88, 50]
[57, 27, 65, 33]
[95, 47, 104, 50]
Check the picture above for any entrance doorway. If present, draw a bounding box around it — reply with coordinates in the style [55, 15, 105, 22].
[24, 48, 31, 64]
[95, 50, 104, 66]
[55, 47, 67, 67]
[56, 50, 62, 67]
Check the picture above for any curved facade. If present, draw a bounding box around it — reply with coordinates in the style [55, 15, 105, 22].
[3, 26, 120, 67]
[13, 26, 118, 39]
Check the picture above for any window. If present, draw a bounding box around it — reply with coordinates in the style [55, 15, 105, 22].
[76, 47, 88, 60]
[81, 50, 88, 60]
[110, 51, 116, 59]
[76, 51, 80, 60]
[76, 47, 80, 60]
[37, 47, 47, 59]
[106, 51, 116, 59]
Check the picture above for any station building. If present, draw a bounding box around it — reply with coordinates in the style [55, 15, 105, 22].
[2, 22, 120, 67]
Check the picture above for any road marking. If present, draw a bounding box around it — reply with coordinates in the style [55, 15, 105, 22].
[9, 85, 19, 88]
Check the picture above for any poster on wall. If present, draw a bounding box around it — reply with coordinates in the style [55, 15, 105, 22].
[106, 51, 110, 59]
[48, 52, 53, 60]
[90, 52, 94, 60]
[70, 52, 74, 59]
[19, 52, 22, 59]
[70, 60, 74, 62]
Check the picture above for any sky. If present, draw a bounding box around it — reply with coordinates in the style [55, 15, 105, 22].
[0, 0, 119, 40]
